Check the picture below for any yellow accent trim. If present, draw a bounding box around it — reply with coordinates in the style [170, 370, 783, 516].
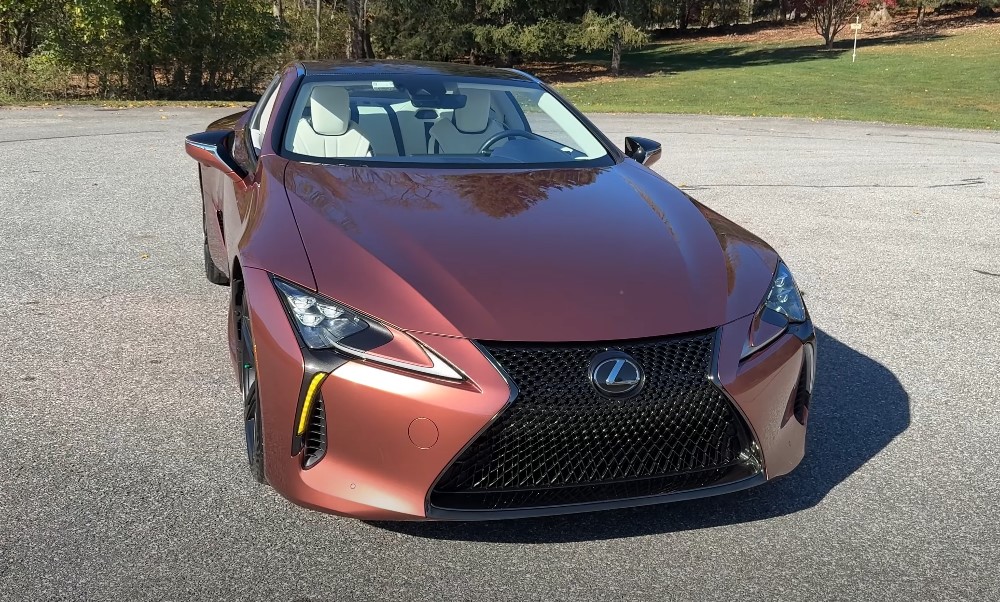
[297, 372, 328, 436]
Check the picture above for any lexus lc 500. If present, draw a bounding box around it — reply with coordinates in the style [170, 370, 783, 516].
[184, 60, 816, 520]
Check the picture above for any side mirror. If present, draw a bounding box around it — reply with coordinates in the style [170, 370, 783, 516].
[185, 130, 248, 189]
[624, 136, 662, 167]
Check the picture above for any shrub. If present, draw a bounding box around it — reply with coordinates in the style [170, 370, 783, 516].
[0, 48, 71, 103]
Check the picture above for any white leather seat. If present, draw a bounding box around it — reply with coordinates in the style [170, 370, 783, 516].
[292, 86, 372, 158]
[356, 105, 401, 156]
[428, 89, 504, 154]
[390, 101, 433, 156]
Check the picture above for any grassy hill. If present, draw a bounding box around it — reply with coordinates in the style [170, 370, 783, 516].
[553, 17, 1000, 129]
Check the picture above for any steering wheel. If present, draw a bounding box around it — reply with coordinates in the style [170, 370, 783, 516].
[479, 130, 540, 154]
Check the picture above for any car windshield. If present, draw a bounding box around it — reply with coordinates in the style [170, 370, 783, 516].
[282, 75, 612, 167]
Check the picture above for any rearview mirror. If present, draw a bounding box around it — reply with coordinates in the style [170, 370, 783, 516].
[411, 94, 468, 110]
[185, 130, 248, 189]
[624, 136, 662, 167]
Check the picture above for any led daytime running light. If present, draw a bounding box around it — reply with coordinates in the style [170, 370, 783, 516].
[297, 372, 328, 436]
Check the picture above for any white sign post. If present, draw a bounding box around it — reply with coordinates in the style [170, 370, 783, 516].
[851, 17, 862, 63]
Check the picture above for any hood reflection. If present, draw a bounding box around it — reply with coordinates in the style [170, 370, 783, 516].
[285, 164, 602, 225]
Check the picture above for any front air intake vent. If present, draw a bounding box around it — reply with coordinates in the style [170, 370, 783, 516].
[302, 395, 327, 468]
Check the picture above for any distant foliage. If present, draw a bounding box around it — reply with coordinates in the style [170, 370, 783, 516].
[370, 0, 473, 61]
[2, 0, 993, 100]
[373, 0, 651, 66]
[1, 0, 285, 99]
[282, 7, 349, 61]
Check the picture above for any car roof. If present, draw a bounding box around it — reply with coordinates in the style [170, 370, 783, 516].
[297, 59, 539, 82]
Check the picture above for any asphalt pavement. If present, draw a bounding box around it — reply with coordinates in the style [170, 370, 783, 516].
[1, 106, 998, 601]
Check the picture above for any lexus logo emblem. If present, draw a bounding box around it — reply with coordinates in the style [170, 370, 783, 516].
[589, 351, 644, 398]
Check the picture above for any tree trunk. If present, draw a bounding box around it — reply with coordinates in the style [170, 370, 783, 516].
[780, 0, 787, 23]
[345, 0, 367, 58]
[272, 0, 284, 21]
[128, 56, 155, 99]
[916, 4, 925, 26]
[315, 0, 321, 58]
[189, 56, 204, 94]
[346, 27, 365, 58]
[611, 34, 622, 76]
[813, 0, 841, 50]
[172, 64, 186, 93]
[363, 29, 375, 59]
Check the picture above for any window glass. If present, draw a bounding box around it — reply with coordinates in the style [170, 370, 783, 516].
[281, 75, 611, 167]
[250, 75, 282, 151]
[508, 89, 599, 154]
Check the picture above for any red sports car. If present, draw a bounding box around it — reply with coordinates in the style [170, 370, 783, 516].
[185, 60, 815, 520]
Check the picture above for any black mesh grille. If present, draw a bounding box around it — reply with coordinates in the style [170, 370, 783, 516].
[303, 396, 327, 468]
[430, 331, 759, 511]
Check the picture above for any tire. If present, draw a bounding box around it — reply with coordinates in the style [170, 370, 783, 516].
[204, 236, 230, 286]
[236, 288, 267, 484]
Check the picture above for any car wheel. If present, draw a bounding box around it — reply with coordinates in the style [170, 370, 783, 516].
[236, 290, 266, 484]
[204, 235, 230, 286]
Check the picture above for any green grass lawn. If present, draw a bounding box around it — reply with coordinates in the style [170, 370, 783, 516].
[555, 24, 1000, 129]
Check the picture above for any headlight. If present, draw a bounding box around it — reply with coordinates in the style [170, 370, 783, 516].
[764, 262, 806, 323]
[741, 262, 807, 359]
[273, 278, 463, 380]
[274, 279, 369, 348]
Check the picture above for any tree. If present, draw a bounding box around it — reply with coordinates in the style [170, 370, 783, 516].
[806, 0, 860, 49]
[0, 0, 58, 56]
[575, 10, 648, 75]
[345, 0, 373, 58]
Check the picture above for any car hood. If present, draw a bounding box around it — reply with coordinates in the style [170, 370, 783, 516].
[282, 160, 778, 341]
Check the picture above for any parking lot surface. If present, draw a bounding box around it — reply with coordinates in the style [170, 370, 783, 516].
[1, 106, 998, 601]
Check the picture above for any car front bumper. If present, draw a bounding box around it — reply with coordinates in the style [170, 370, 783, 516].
[240, 267, 815, 521]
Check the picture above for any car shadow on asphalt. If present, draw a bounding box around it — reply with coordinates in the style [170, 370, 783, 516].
[368, 328, 910, 543]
